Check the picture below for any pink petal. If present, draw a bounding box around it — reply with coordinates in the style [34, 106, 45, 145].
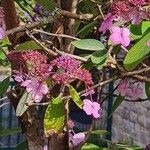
[83, 99, 93, 115]
[92, 102, 100, 110]
[92, 110, 100, 118]
[21, 80, 31, 87]
[109, 33, 121, 45]
[111, 26, 121, 34]
[0, 27, 5, 40]
[121, 36, 130, 47]
[41, 84, 49, 94]
[122, 28, 130, 37]
[72, 133, 85, 146]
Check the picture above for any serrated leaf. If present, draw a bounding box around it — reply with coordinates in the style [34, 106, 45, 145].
[15, 40, 41, 52]
[36, 0, 56, 12]
[0, 77, 10, 96]
[109, 95, 124, 117]
[44, 96, 65, 133]
[145, 82, 150, 100]
[0, 128, 21, 137]
[91, 50, 107, 64]
[72, 39, 105, 51]
[68, 85, 83, 109]
[16, 92, 32, 117]
[123, 32, 150, 71]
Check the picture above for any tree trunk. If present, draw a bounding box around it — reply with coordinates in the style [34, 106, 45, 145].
[2, 1, 44, 149]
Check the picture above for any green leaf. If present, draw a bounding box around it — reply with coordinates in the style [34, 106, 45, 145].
[68, 85, 83, 109]
[145, 82, 150, 100]
[81, 143, 105, 150]
[44, 96, 65, 133]
[0, 128, 21, 137]
[15, 40, 41, 52]
[96, 58, 107, 70]
[16, 92, 32, 117]
[91, 50, 107, 64]
[77, 21, 97, 39]
[109, 95, 124, 117]
[36, 0, 56, 12]
[0, 77, 10, 96]
[123, 32, 150, 70]
[129, 21, 150, 41]
[83, 130, 109, 135]
[0, 37, 11, 47]
[72, 39, 105, 51]
[16, 141, 27, 150]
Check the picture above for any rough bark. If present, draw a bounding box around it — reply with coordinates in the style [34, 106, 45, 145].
[2, 1, 44, 149]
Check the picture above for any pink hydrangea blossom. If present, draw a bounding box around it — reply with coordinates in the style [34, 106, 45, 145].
[118, 80, 143, 100]
[51, 56, 93, 86]
[99, 13, 115, 34]
[83, 99, 101, 118]
[127, 83, 143, 100]
[0, 27, 5, 39]
[81, 89, 95, 97]
[129, 9, 148, 25]
[43, 145, 48, 150]
[111, 0, 130, 20]
[118, 80, 130, 97]
[21, 79, 48, 102]
[69, 132, 85, 146]
[109, 26, 130, 47]
[129, 0, 145, 5]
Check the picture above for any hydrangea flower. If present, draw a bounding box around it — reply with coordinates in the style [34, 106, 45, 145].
[21, 79, 48, 102]
[99, 13, 115, 34]
[118, 80, 143, 100]
[109, 26, 130, 47]
[81, 89, 95, 97]
[129, 9, 148, 25]
[51, 56, 93, 86]
[69, 132, 85, 146]
[83, 99, 101, 118]
[118, 80, 130, 97]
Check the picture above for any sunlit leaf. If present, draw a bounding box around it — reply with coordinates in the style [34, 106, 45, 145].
[15, 40, 41, 52]
[123, 32, 150, 70]
[44, 96, 65, 133]
[68, 85, 83, 109]
[81, 143, 106, 150]
[72, 39, 105, 51]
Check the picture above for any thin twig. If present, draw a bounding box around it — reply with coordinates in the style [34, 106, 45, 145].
[33, 29, 80, 41]
[6, 10, 93, 36]
[26, 30, 88, 61]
